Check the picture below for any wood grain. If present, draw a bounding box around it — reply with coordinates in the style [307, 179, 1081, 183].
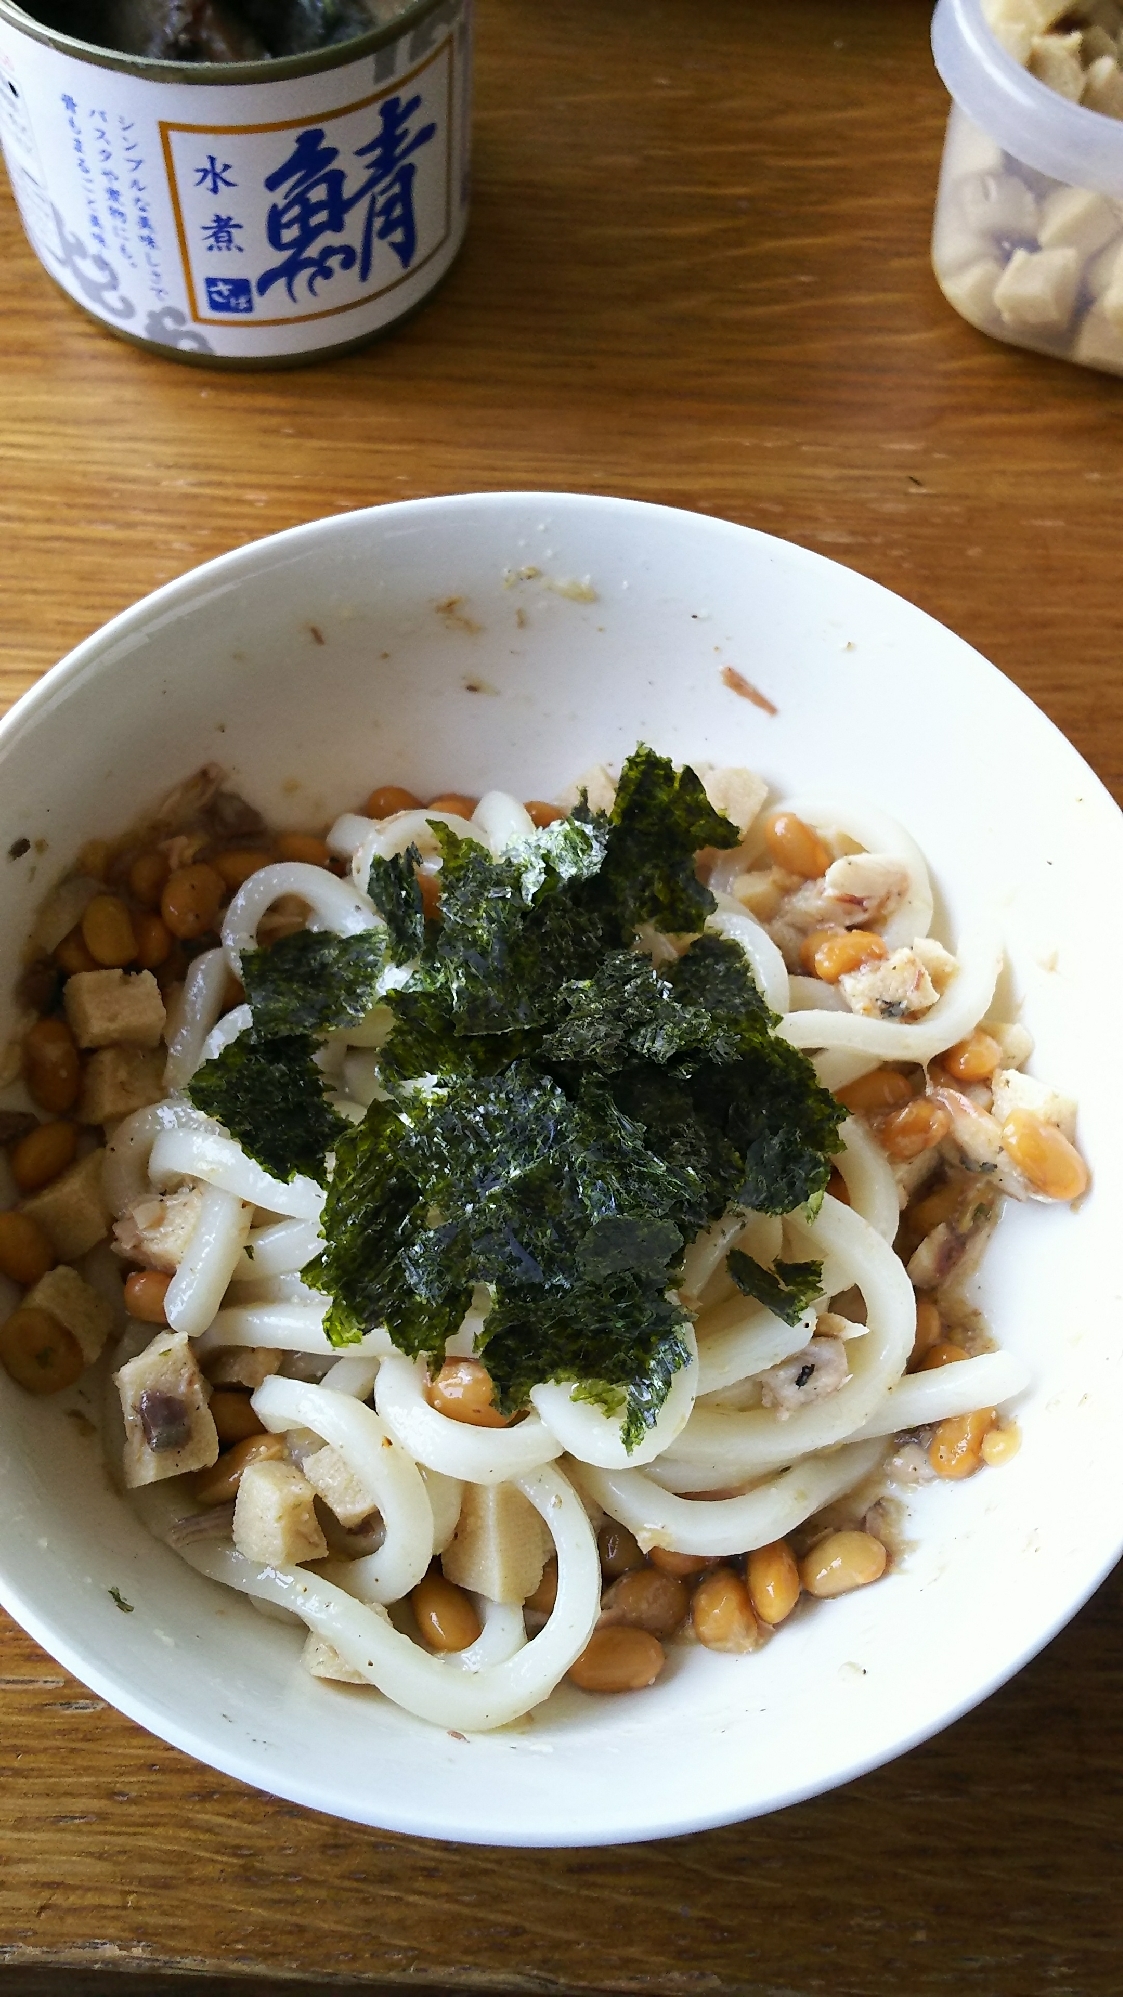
[0, 0, 1120, 1989]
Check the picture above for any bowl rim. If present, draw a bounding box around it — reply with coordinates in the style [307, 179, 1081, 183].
[1, 488, 1120, 1847]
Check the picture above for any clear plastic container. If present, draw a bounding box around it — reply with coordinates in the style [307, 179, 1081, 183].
[932, 0, 1123, 374]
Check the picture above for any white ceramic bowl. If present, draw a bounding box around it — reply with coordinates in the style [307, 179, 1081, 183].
[0, 493, 1119, 1848]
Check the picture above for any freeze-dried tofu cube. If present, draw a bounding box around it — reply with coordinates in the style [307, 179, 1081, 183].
[202, 1344, 282, 1389]
[113, 1185, 203, 1273]
[1086, 0, 1123, 33]
[1030, 30, 1086, 97]
[991, 1067, 1077, 1139]
[303, 1444, 376, 1529]
[989, 14, 1034, 61]
[840, 948, 939, 1020]
[302, 1633, 366, 1683]
[1083, 51, 1123, 115]
[441, 1481, 552, 1604]
[20, 1149, 109, 1261]
[958, 171, 1038, 243]
[911, 936, 960, 992]
[939, 256, 1005, 330]
[983, 0, 1070, 37]
[989, 1020, 1034, 1067]
[1099, 262, 1123, 329]
[994, 246, 1080, 329]
[729, 869, 782, 920]
[933, 200, 992, 279]
[1086, 234, 1123, 298]
[64, 969, 165, 1050]
[115, 1328, 218, 1487]
[1082, 21, 1119, 61]
[78, 1045, 166, 1125]
[233, 1459, 328, 1566]
[23, 1264, 114, 1365]
[1038, 185, 1120, 258]
[1073, 300, 1123, 366]
[695, 766, 768, 836]
[949, 113, 1005, 180]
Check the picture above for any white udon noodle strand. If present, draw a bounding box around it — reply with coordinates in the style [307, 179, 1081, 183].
[694, 1299, 817, 1399]
[420, 1465, 466, 1554]
[199, 1003, 252, 1066]
[812, 1048, 884, 1094]
[104, 1099, 219, 1217]
[680, 1212, 781, 1312]
[649, 1196, 916, 1491]
[748, 798, 935, 949]
[322, 1353, 381, 1399]
[327, 812, 376, 859]
[148, 1123, 325, 1222]
[375, 1350, 564, 1483]
[705, 898, 791, 1014]
[780, 925, 1002, 1067]
[472, 789, 536, 850]
[852, 1349, 1029, 1440]
[445, 1599, 527, 1671]
[164, 1185, 252, 1338]
[831, 1116, 900, 1243]
[229, 1216, 323, 1282]
[253, 1375, 435, 1604]
[222, 862, 382, 978]
[197, 1304, 392, 1357]
[575, 1437, 886, 1557]
[163, 948, 229, 1091]
[228, 1272, 323, 1308]
[350, 809, 478, 892]
[530, 1326, 699, 1468]
[178, 1461, 600, 1731]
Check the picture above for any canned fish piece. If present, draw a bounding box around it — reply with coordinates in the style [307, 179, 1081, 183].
[0, 0, 472, 366]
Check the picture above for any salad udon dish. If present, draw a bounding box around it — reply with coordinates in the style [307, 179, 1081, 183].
[0, 745, 1088, 1731]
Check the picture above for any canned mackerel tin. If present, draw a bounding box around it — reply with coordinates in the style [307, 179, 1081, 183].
[0, 0, 471, 365]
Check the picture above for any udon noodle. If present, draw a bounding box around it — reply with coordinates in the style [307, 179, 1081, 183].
[0, 758, 1088, 1728]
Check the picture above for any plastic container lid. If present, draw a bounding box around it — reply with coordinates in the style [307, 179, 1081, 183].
[933, 0, 1123, 198]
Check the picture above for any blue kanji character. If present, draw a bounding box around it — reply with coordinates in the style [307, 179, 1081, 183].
[205, 276, 254, 314]
[195, 154, 237, 195]
[202, 213, 244, 253]
[351, 93, 435, 275]
[256, 94, 435, 303]
[61, 93, 76, 112]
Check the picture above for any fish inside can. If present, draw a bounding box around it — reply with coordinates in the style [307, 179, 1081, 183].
[17, 0, 408, 61]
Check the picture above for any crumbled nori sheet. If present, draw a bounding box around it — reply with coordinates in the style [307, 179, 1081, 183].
[25, 0, 394, 60]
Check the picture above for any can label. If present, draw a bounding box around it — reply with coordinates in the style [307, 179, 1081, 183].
[0, 1, 470, 359]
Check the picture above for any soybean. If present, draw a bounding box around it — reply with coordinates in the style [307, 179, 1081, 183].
[603, 1567, 689, 1637]
[364, 785, 421, 819]
[11, 1120, 78, 1194]
[23, 1017, 81, 1115]
[124, 1269, 172, 1324]
[567, 1627, 666, 1693]
[412, 1571, 481, 1652]
[762, 811, 832, 879]
[81, 894, 138, 968]
[692, 1568, 763, 1652]
[0, 1211, 54, 1287]
[747, 1541, 801, 1626]
[427, 1357, 508, 1427]
[0, 1307, 85, 1394]
[598, 1520, 645, 1578]
[799, 1530, 887, 1597]
[161, 863, 225, 941]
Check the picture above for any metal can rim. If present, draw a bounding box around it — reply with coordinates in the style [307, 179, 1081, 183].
[0, 0, 445, 85]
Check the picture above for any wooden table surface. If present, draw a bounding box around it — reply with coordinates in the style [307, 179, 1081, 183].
[0, 0, 1121, 1990]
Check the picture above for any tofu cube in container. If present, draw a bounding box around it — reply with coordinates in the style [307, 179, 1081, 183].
[932, 0, 1123, 374]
